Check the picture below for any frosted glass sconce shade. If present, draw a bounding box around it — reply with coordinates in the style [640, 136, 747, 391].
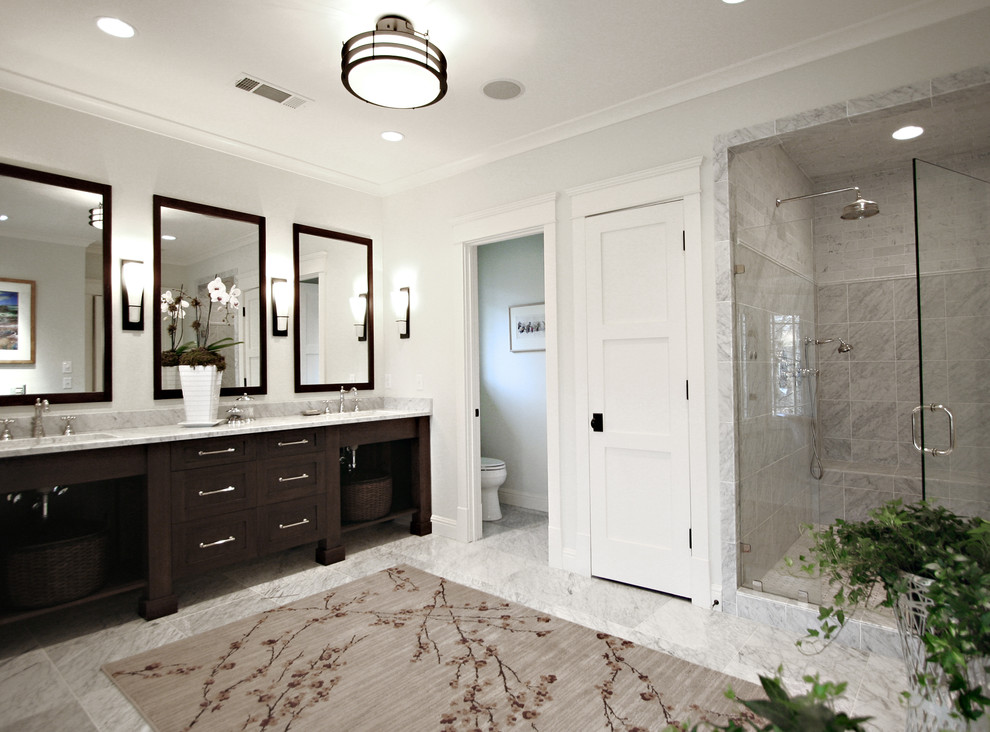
[271, 278, 290, 336]
[121, 259, 144, 331]
[392, 287, 410, 338]
[350, 293, 368, 341]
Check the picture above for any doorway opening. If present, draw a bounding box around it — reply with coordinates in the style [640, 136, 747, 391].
[477, 235, 548, 539]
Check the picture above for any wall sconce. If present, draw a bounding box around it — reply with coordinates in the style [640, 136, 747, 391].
[271, 278, 290, 337]
[392, 287, 410, 338]
[349, 293, 368, 341]
[120, 259, 144, 331]
[89, 203, 104, 229]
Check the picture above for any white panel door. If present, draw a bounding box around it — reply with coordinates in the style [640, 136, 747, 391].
[587, 200, 692, 597]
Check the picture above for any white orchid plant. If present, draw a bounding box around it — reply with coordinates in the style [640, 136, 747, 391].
[161, 276, 242, 370]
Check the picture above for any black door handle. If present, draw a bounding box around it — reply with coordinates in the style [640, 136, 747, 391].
[590, 413, 604, 432]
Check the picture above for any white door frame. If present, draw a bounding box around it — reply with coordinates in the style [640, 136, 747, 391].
[452, 195, 560, 560]
[568, 158, 712, 607]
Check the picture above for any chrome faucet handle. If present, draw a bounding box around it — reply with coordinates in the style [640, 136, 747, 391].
[1, 419, 13, 441]
[353, 398, 361, 412]
[322, 400, 332, 414]
[60, 416, 76, 436]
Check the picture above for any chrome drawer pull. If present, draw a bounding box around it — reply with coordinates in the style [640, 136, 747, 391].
[198, 447, 236, 456]
[278, 473, 310, 483]
[198, 486, 236, 497]
[277, 438, 310, 447]
[200, 536, 236, 549]
[278, 518, 311, 530]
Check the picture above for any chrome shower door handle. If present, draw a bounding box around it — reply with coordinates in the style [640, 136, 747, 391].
[911, 403, 955, 457]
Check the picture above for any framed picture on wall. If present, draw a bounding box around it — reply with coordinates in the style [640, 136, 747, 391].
[0, 277, 35, 364]
[509, 303, 546, 352]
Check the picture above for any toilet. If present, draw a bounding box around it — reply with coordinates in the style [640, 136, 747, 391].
[480, 457, 507, 521]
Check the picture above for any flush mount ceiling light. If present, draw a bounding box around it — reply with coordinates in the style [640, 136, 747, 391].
[96, 17, 135, 38]
[341, 15, 447, 109]
[381, 130, 404, 142]
[89, 203, 104, 229]
[893, 125, 924, 140]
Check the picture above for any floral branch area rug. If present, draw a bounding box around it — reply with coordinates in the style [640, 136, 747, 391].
[104, 566, 761, 731]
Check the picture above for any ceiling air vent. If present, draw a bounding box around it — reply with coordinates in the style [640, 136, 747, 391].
[234, 75, 310, 109]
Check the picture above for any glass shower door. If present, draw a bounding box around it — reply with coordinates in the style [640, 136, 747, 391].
[913, 158, 990, 517]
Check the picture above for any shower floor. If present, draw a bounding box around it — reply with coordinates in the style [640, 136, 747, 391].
[756, 529, 896, 629]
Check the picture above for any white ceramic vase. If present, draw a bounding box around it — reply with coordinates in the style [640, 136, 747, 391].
[177, 365, 222, 425]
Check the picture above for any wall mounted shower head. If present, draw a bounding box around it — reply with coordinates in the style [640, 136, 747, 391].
[807, 336, 853, 353]
[776, 186, 879, 220]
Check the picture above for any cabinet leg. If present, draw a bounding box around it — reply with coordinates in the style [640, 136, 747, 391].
[316, 542, 345, 565]
[139, 594, 178, 620]
[409, 517, 432, 536]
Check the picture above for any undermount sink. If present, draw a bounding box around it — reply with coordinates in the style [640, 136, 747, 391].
[0, 432, 119, 448]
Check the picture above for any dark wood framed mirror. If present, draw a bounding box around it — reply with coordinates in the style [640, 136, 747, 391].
[153, 195, 267, 399]
[293, 223, 374, 393]
[0, 161, 112, 406]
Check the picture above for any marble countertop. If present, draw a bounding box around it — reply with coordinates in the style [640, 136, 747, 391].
[0, 406, 431, 459]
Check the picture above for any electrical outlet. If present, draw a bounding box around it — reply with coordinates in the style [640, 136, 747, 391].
[62, 376, 72, 389]
[62, 360, 72, 373]
[11, 386, 25, 395]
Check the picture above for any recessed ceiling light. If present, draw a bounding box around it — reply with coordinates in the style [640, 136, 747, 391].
[96, 17, 136, 38]
[162, 235, 176, 241]
[722, 0, 746, 4]
[381, 131, 404, 142]
[0, 215, 8, 222]
[892, 125, 924, 140]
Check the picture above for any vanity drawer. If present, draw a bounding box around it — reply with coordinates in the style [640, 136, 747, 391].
[171, 436, 256, 470]
[171, 463, 258, 522]
[172, 510, 256, 577]
[258, 495, 326, 554]
[260, 457, 324, 503]
[260, 428, 325, 458]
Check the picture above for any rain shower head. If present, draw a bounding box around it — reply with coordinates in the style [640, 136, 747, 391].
[776, 186, 879, 220]
[840, 195, 880, 220]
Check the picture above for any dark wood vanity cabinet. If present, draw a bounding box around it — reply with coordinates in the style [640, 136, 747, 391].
[1, 415, 431, 624]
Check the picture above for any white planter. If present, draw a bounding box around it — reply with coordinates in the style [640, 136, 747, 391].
[895, 572, 990, 732]
[177, 365, 222, 426]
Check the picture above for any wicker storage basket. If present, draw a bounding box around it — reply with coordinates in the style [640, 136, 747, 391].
[1, 520, 109, 609]
[341, 471, 392, 522]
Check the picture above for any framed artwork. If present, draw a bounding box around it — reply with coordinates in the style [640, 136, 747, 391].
[0, 278, 36, 364]
[509, 303, 546, 352]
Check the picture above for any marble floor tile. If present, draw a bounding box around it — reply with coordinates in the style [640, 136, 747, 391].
[0, 505, 906, 730]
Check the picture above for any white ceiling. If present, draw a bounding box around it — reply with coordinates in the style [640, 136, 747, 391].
[0, 0, 986, 195]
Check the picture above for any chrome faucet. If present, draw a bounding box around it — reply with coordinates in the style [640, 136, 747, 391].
[349, 387, 359, 412]
[339, 386, 346, 413]
[32, 398, 49, 437]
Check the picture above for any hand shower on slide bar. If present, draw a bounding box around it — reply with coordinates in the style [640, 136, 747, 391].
[803, 337, 853, 480]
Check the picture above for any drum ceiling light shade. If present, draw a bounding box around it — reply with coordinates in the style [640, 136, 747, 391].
[341, 15, 447, 109]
